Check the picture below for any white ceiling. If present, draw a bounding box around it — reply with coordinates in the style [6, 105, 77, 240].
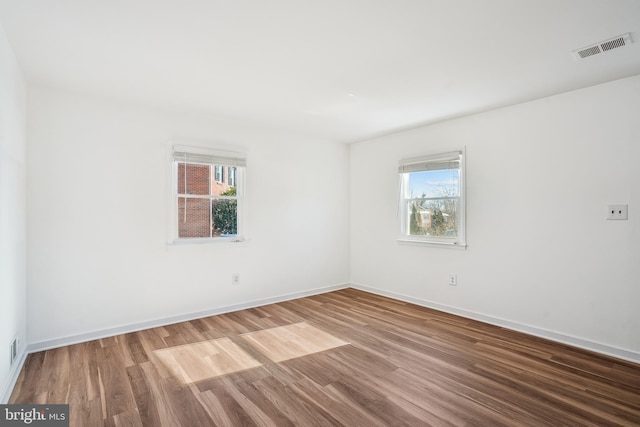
[1, 0, 639, 142]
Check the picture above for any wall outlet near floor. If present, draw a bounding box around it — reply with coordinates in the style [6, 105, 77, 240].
[232, 273, 240, 285]
[606, 204, 628, 220]
[449, 275, 457, 286]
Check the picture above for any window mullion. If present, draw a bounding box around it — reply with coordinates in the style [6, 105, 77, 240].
[176, 194, 211, 199]
[409, 196, 459, 202]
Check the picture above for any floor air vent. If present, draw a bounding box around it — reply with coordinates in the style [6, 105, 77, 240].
[573, 33, 632, 59]
[10, 338, 17, 366]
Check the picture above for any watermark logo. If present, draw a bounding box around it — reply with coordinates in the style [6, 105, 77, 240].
[0, 405, 68, 426]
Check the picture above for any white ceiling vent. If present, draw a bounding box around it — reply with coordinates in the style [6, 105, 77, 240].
[572, 33, 633, 59]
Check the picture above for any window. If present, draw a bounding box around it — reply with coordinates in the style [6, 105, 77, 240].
[214, 165, 223, 183]
[398, 150, 465, 247]
[228, 167, 236, 187]
[172, 146, 245, 242]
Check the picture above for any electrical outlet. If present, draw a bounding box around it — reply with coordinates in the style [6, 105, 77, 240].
[448, 275, 457, 286]
[606, 204, 628, 220]
[232, 273, 240, 285]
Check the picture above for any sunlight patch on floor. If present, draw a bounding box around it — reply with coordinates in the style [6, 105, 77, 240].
[154, 322, 349, 384]
[154, 337, 261, 384]
[241, 322, 349, 363]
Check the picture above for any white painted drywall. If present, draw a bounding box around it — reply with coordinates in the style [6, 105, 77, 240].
[26, 87, 350, 344]
[0, 25, 27, 401]
[350, 76, 640, 356]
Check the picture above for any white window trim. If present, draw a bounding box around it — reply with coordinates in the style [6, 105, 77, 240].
[397, 149, 466, 249]
[168, 144, 246, 245]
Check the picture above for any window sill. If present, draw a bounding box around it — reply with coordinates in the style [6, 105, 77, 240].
[169, 236, 246, 246]
[397, 237, 466, 250]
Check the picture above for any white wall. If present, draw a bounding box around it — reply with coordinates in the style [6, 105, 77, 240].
[0, 25, 27, 401]
[27, 86, 350, 345]
[350, 75, 640, 360]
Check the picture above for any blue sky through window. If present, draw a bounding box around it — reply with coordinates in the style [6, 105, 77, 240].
[409, 169, 459, 198]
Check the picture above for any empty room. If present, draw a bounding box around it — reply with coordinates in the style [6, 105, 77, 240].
[1, 1, 639, 426]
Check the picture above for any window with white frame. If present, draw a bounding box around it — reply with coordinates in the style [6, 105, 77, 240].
[228, 166, 236, 187]
[214, 165, 223, 183]
[172, 146, 245, 241]
[399, 150, 465, 247]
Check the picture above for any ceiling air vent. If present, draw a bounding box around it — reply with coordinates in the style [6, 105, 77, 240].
[572, 33, 633, 59]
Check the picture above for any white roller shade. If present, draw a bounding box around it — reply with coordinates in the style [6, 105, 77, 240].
[398, 151, 461, 173]
[173, 145, 246, 167]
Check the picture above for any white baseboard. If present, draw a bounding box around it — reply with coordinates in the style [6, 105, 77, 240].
[28, 283, 350, 354]
[350, 283, 640, 365]
[1, 349, 27, 404]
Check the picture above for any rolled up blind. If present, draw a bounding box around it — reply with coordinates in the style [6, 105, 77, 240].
[173, 145, 246, 167]
[398, 151, 461, 173]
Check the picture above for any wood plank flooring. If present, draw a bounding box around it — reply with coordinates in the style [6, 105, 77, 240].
[9, 288, 640, 426]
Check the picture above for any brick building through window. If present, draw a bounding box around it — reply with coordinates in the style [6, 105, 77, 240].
[176, 162, 238, 238]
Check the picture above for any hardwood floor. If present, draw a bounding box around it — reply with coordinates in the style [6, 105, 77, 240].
[10, 288, 640, 426]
